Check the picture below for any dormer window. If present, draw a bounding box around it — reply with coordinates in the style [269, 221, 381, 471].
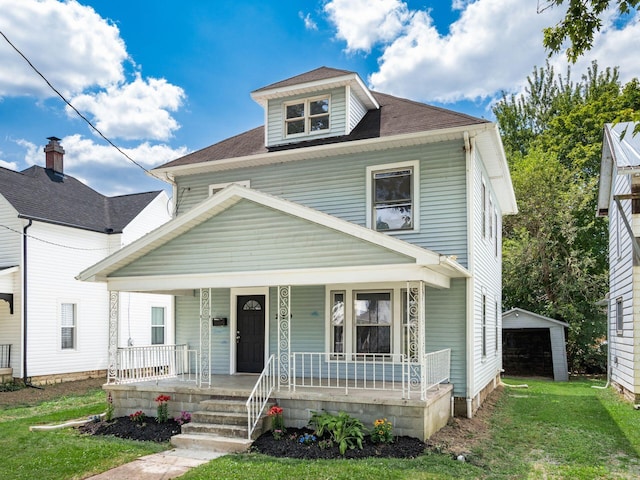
[285, 96, 330, 137]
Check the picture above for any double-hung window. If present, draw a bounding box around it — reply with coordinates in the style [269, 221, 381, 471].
[151, 307, 165, 345]
[331, 291, 345, 354]
[61, 303, 76, 350]
[284, 97, 330, 137]
[354, 291, 391, 354]
[367, 161, 419, 233]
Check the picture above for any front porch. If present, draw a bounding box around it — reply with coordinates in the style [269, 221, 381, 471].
[105, 372, 453, 442]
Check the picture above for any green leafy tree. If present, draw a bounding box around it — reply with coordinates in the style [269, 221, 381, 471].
[495, 62, 640, 372]
[542, 0, 640, 62]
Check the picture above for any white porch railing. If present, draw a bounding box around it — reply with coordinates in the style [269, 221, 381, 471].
[113, 344, 197, 384]
[246, 354, 277, 440]
[290, 349, 451, 399]
[421, 348, 451, 398]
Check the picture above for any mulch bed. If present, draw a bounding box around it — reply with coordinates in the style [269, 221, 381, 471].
[251, 427, 426, 460]
[79, 416, 181, 443]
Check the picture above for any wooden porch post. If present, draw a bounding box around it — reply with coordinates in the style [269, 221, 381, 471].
[107, 291, 119, 384]
[199, 288, 212, 388]
[277, 286, 291, 390]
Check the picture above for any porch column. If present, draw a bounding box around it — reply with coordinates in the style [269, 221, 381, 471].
[107, 291, 119, 384]
[199, 288, 212, 387]
[406, 281, 426, 399]
[277, 286, 291, 390]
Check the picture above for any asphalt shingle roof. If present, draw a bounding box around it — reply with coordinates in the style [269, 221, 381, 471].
[158, 90, 488, 170]
[0, 165, 161, 233]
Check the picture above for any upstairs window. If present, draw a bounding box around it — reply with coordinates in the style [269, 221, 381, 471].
[366, 161, 419, 233]
[284, 97, 330, 137]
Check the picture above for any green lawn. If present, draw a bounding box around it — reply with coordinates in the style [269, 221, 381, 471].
[0, 377, 638, 479]
[183, 377, 640, 480]
[0, 387, 167, 480]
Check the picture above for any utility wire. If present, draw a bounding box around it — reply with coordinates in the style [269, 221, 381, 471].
[0, 29, 155, 176]
[0, 224, 113, 251]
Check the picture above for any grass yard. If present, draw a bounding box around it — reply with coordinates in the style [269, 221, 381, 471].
[182, 377, 640, 480]
[0, 385, 167, 480]
[0, 377, 638, 479]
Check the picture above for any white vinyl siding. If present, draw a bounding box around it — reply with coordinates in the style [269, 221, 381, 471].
[609, 172, 636, 395]
[347, 87, 367, 133]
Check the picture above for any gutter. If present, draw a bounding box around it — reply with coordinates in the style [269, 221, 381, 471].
[22, 219, 32, 384]
[464, 131, 475, 419]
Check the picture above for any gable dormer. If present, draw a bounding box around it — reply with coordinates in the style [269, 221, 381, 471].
[251, 67, 379, 148]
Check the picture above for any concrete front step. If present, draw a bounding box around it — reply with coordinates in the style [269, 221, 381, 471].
[199, 399, 249, 413]
[182, 421, 248, 438]
[170, 433, 252, 453]
[191, 410, 247, 426]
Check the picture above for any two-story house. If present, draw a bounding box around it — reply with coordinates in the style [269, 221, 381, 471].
[79, 67, 517, 447]
[0, 137, 173, 385]
[597, 121, 640, 402]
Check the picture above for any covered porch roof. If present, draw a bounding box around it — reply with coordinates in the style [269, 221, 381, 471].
[77, 184, 469, 292]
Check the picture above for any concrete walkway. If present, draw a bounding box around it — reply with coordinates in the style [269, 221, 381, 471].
[86, 448, 224, 480]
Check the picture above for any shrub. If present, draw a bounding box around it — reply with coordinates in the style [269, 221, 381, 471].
[309, 410, 365, 455]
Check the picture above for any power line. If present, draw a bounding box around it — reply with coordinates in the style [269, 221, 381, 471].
[0, 224, 113, 251]
[0, 29, 155, 176]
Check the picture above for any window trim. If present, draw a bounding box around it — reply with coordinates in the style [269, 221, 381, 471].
[151, 306, 166, 345]
[59, 301, 77, 351]
[283, 95, 331, 139]
[616, 296, 623, 336]
[209, 180, 250, 197]
[326, 284, 409, 358]
[481, 293, 487, 358]
[365, 160, 420, 234]
[481, 179, 487, 239]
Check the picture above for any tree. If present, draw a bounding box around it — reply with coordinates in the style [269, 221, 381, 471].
[542, 0, 640, 63]
[494, 62, 640, 371]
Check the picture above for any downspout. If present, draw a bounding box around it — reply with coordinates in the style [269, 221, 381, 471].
[464, 131, 475, 419]
[22, 219, 32, 385]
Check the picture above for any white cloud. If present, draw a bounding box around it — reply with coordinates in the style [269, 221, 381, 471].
[70, 75, 186, 141]
[20, 134, 189, 171]
[0, 0, 186, 143]
[0, 0, 126, 98]
[324, 0, 410, 53]
[324, 0, 640, 106]
[0, 159, 17, 170]
[300, 11, 318, 30]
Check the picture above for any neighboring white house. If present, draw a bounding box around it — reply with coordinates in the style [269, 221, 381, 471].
[78, 67, 517, 442]
[597, 121, 640, 402]
[0, 137, 173, 384]
[502, 308, 569, 382]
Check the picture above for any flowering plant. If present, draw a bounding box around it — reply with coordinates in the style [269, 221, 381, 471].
[129, 410, 145, 424]
[268, 405, 285, 436]
[299, 433, 317, 445]
[174, 411, 192, 425]
[155, 394, 171, 423]
[370, 418, 394, 444]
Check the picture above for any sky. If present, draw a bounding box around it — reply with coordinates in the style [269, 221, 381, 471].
[0, 0, 639, 198]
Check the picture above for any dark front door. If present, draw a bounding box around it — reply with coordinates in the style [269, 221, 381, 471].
[236, 295, 265, 373]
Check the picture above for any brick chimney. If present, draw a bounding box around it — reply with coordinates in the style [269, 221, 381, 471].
[44, 136, 64, 174]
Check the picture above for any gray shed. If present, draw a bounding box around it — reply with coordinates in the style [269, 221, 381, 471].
[502, 308, 569, 381]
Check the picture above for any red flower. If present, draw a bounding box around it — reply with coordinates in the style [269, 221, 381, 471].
[268, 405, 283, 416]
[155, 394, 171, 403]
